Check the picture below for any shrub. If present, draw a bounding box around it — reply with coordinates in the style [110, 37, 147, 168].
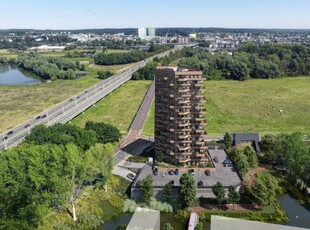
[149, 198, 173, 212]
[174, 210, 190, 224]
[123, 199, 138, 213]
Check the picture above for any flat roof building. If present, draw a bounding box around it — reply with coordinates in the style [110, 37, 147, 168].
[155, 66, 208, 166]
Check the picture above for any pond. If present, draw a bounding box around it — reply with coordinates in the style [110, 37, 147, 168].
[0, 64, 43, 85]
[279, 194, 310, 229]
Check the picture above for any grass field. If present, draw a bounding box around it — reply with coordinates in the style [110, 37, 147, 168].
[0, 72, 101, 132]
[143, 77, 310, 135]
[143, 102, 155, 136]
[0, 48, 135, 133]
[71, 80, 151, 133]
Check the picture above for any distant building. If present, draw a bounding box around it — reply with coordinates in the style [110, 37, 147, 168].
[178, 37, 190, 44]
[155, 66, 208, 166]
[148, 28, 156, 37]
[138, 27, 147, 39]
[189, 33, 197, 39]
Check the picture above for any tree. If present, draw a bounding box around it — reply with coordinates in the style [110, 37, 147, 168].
[0, 142, 114, 226]
[179, 173, 197, 208]
[243, 146, 258, 168]
[212, 182, 225, 210]
[161, 184, 172, 203]
[140, 175, 154, 204]
[163, 223, 174, 230]
[223, 132, 232, 149]
[85, 121, 121, 144]
[259, 134, 276, 162]
[227, 186, 240, 210]
[155, 151, 164, 163]
[195, 222, 204, 230]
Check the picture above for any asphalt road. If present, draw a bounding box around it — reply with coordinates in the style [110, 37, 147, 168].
[0, 44, 190, 151]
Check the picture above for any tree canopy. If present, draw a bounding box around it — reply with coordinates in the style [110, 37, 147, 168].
[179, 173, 197, 208]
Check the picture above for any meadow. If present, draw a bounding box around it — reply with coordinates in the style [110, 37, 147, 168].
[143, 77, 310, 135]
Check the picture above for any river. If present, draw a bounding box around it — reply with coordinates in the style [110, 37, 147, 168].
[0, 64, 43, 85]
[279, 194, 310, 229]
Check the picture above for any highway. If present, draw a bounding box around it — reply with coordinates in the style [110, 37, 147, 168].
[0, 44, 189, 151]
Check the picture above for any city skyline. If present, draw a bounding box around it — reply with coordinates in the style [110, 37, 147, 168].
[1, 0, 310, 30]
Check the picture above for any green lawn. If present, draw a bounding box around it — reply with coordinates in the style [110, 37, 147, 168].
[143, 77, 310, 135]
[71, 80, 151, 134]
[143, 101, 155, 136]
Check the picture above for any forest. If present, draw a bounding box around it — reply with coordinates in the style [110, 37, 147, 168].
[15, 52, 79, 80]
[0, 123, 121, 229]
[177, 43, 310, 80]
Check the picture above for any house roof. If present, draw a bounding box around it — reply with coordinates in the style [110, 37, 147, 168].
[232, 133, 260, 152]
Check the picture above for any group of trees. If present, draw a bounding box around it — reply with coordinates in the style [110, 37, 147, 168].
[97, 70, 114, 80]
[94, 50, 147, 65]
[0, 35, 74, 50]
[212, 182, 240, 210]
[85, 121, 121, 144]
[16, 52, 79, 80]
[260, 133, 310, 188]
[176, 43, 310, 80]
[0, 123, 117, 228]
[228, 146, 258, 176]
[132, 61, 158, 80]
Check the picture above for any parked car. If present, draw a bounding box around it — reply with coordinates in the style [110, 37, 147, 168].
[42, 114, 47, 119]
[169, 180, 175, 186]
[36, 115, 41, 120]
[24, 124, 30, 128]
[153, 168, 158, 175]
[223, 159, 232, 165]
[168, 170, 174, 175]
[174, 169, 179, 175]
[2, 136, 8, 141]
[205, 169, 211, 176]
[213, 156, 219, 163]
[126, 173, 135, 180]
[188, 169, 195, 175]
[7, 130, 14, 135]
[198, 181, 204, 187]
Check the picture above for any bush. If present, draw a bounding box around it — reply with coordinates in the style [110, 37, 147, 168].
[149, 198, 173, 213]
[123, 199, 138, 213]
[174, 210, 190, 224]
[163, 223, 174, 230]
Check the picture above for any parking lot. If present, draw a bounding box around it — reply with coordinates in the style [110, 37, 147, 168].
[131, 147, 242, 198]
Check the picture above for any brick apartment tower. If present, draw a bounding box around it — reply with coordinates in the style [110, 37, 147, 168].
[154, 67, 208, 166]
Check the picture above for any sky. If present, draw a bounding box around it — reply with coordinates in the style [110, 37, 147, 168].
[0, 0, 309, 30]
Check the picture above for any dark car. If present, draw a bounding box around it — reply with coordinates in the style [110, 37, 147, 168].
[168, 170, 174, 175]
[7, 130, 14, 135]
[223, 159, 232, 164]
[42, 114, 47, 119]
[169, 180, 175, 186]
[69, 98, 74, 102]
[198, 181, 204, 187]
[126, 173, 135, 180]
[2, 136, 8, 141]
[188, 169, 195, 175]
[205, 169, 211, 176]
[153, 168, 158, 175]
[36, 115, 41, 120]
[213, 156, 219, 163]
[174, 169, 179, 175]
[24, 124, 30, 128]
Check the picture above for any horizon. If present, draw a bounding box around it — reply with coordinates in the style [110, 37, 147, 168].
[0, 0, 310, 30]
[1, 26, 310, 31]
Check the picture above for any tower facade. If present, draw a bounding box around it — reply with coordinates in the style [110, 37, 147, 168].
[155, 67, 208, 166]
